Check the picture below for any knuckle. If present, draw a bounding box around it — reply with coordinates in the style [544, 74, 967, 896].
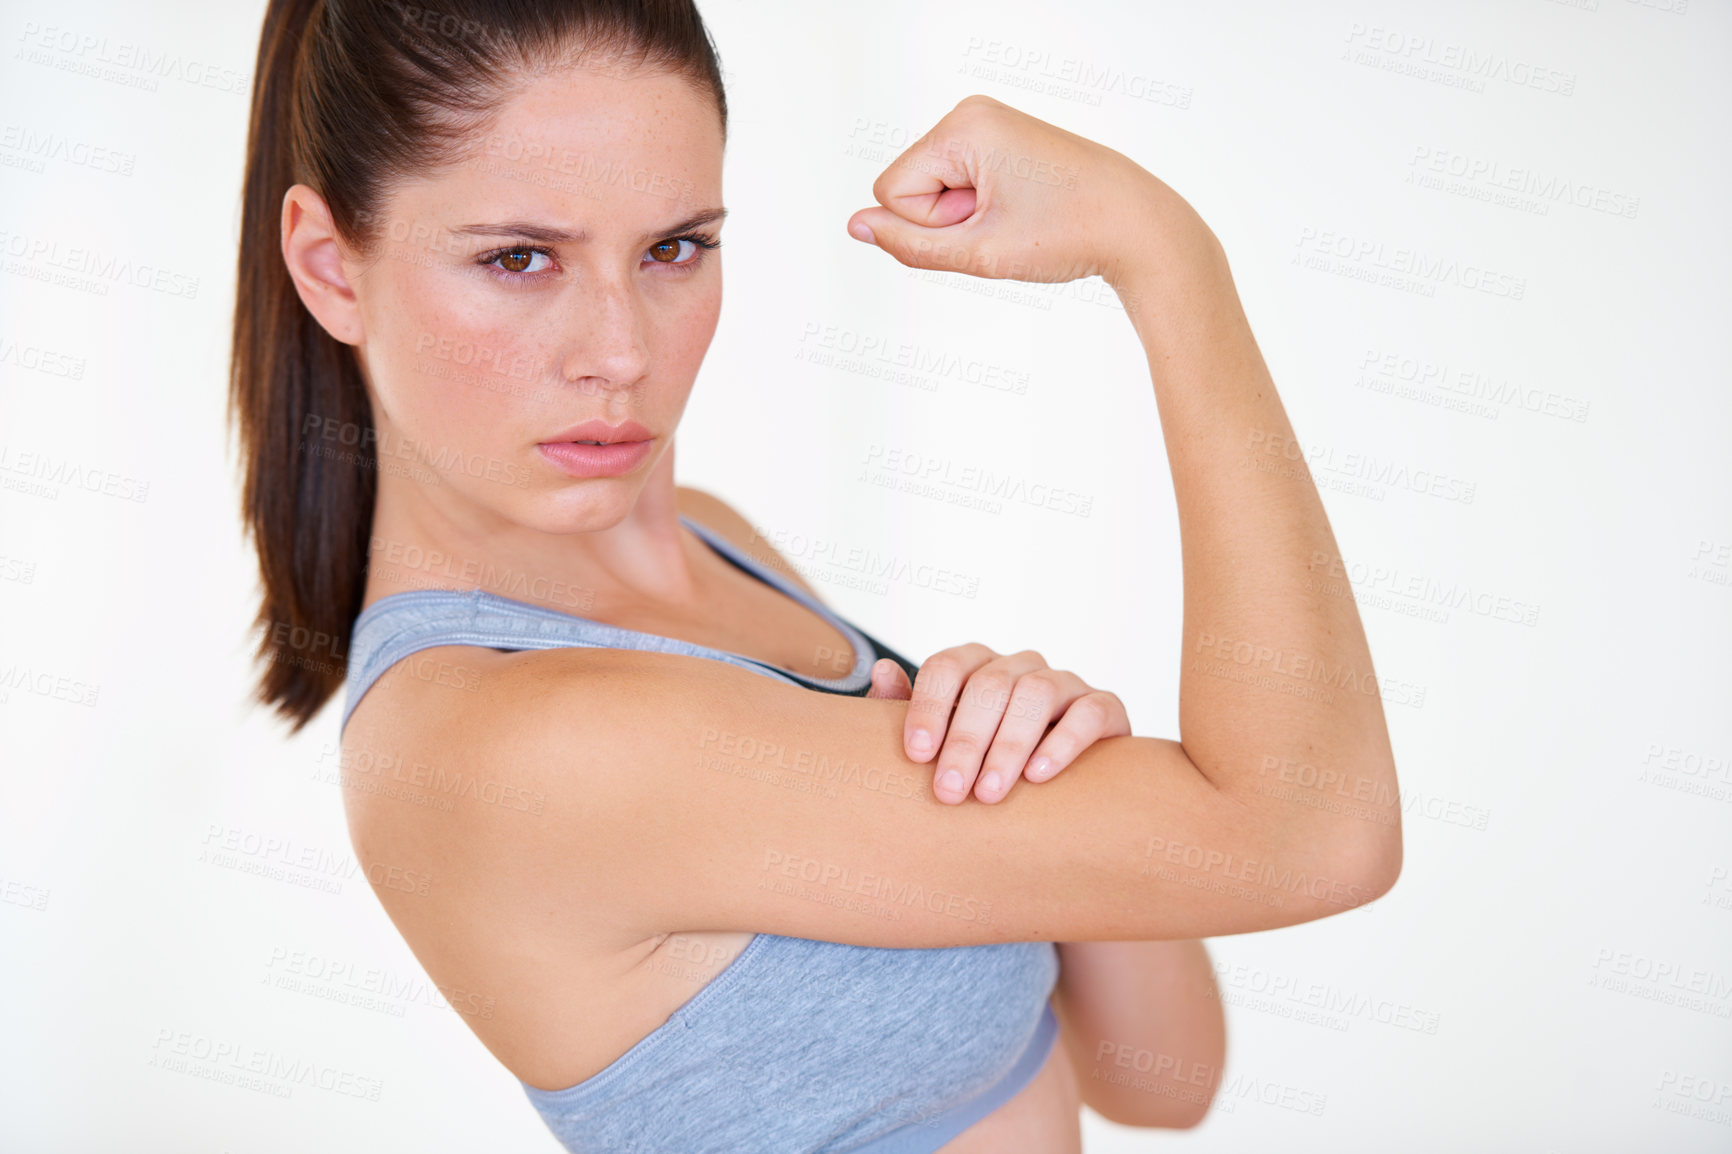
[980, 744, 1023, 775]
[1007, 677, 1058, 722]
[985, 733, 1035, 771]
[1067, 692, 1115, 727]
[1089, 689, 1128, 719]
[1055, 671, 1091, 697]
[887, 247, 917, 270]
[931, 643, 982, 663]
[917, 654, 964, 689]
[1013, 649, 1046, 667]
[964, 671, 1014, 710]
[938, 730, 985, 760]
[1017, 669, 1062, 696]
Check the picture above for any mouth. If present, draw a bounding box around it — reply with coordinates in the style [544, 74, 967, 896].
[541, 418, 654, 446]
[536, 419, 656, 478]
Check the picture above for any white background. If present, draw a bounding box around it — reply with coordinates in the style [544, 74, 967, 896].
[2, 0, 1728, 1151]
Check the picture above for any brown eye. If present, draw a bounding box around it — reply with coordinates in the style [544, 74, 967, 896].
[648, 239, 681, 263]
[484, 246, 551, 275]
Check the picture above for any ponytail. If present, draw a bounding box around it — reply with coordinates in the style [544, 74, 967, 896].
[230, 0, 375, 731]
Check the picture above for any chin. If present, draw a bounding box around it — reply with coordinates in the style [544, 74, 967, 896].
[508, 482, 644, 536]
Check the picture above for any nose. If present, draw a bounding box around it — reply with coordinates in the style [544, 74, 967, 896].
[560, 276, 649, 399]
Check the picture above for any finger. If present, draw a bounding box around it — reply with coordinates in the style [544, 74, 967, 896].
[846, 193, 979, 269]
[930, 650, 1049, 805]
[1022, 691, 1133, 784]
[863, 657, 913, 701]
[849, 183, 976, 236]
[848, 179, 975, 238]
[846, 119, 982, 265]
[870, 127, 978, 227]
[971, 669, 1091, 804]
[903, 644, 997, 764]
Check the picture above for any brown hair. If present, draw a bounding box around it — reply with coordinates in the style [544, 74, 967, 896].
[228, 0, 728, 731]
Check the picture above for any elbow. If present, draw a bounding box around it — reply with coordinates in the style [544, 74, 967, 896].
[1237, 754, 1406, 909]
[1362, 777, 1405, 898]
[1334, 806, 1404, 909]
[1165, 1103, 1212, 1131]
[1095, 1086, 1218, 1131]
[1262, 790, 1404, 926]
[1153, 1089, 1217, 1130]
[1370, 825, 1404, 899]
[1296, 754, 1406, 906]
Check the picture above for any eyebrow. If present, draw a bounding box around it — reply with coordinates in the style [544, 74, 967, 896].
[450, 207, 727, 245]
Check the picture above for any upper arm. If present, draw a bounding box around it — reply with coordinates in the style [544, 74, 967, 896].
[447, 647, 1397, 949]
[674, 485, 827, 603]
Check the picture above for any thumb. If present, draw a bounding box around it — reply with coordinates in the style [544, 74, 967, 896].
[863, 657, 913, 700]
[847, 186, 978, 269]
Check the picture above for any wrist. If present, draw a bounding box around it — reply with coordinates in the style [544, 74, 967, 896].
[1099, 175, 1228, 310]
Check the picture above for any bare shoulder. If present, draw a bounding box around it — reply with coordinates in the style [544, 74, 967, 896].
[675, 485, 825, 603]
[337, 643, 657, 957]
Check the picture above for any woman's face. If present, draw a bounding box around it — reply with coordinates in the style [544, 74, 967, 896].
[343, 64, 725, 534]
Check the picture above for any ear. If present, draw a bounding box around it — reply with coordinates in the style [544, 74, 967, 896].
[281, 183, 364, 347]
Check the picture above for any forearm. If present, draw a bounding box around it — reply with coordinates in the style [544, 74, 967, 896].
[1051, 938, 1224, 1128]
[1108, 182, 1401, 871]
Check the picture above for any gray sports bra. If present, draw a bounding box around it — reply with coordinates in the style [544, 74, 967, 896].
[340, 514, 1061, 1153]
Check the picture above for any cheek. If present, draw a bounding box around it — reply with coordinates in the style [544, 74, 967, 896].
[366, 269, 554, 437]
[650, 282, 722, 370]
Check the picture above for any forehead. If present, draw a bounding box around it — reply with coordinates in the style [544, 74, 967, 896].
[398, 64, 723, 231]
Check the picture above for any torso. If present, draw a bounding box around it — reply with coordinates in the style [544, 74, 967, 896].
[339, 496, 1082, 1152]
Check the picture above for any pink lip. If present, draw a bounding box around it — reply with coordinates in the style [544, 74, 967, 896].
[542, 419, 653, 445]
[536, 419, 655, 478]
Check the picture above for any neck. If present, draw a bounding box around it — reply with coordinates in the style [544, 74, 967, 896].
[359, 440, 705, 617]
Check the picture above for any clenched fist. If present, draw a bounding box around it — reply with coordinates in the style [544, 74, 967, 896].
[845, 93, 1198, 291]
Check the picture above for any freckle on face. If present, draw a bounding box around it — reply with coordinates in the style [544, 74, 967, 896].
[351, 64, 726, 533]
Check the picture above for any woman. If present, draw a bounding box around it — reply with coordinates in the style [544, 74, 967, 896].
[231, 1, 1402, 1150]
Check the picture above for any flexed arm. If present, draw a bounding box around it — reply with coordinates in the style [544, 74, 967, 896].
[1108, 192, 1400, 846]
[842, 100, 1400, 1130]
[848, 95, 1403, 878]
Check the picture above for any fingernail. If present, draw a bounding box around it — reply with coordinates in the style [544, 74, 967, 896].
[981, 771, 1001, 796]
[1028, 756, 1051, 781]
[939, 769, 963, 794]
[848, 220, 875, 244]
[910, 729, 932, 755]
